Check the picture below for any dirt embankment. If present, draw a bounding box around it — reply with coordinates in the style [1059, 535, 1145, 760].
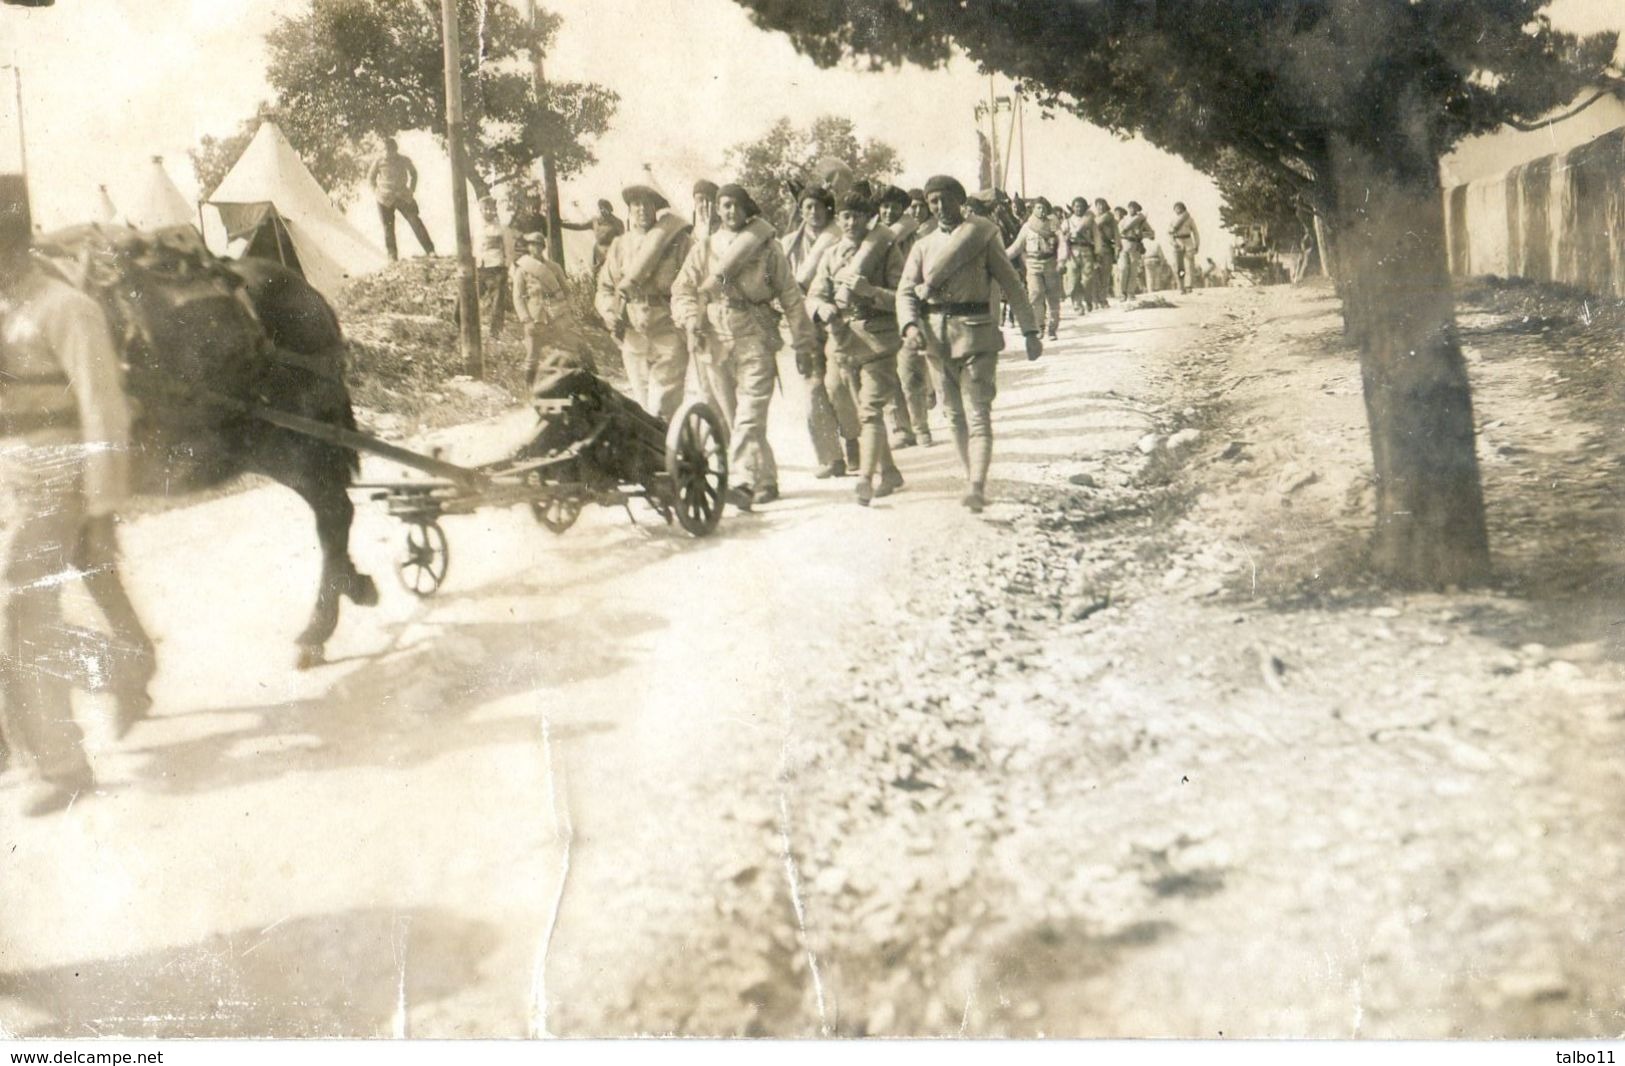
[333, 258, 619, 435]
[636, 280, 1625, 1038]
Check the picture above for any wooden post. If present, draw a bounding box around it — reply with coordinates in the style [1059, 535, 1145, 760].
[527, 0, 566, 267]
[441, 0, 483, 378]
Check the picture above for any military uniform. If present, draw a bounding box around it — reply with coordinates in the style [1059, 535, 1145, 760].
[673, 218, 816, 501]
[1168, 209, 1201, 294]
[1061, 209, 1098, 313]
[1118, 209, 1153, 300]
[1091, 206, 1118, 306]
[513, 243, 583, 382]
[897, 200, 1038, 511]
[807, 231, 907, 500]
[0, 268, 133, 811]
[783, 220, 860, 474]
[1008, 214, 1064, 339]
[596, 220, 693, 421]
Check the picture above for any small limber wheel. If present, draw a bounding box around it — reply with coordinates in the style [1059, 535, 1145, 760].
[397, 520, 449, 597]
[664, 400, 727, 537]
[530, 494, 582, 534]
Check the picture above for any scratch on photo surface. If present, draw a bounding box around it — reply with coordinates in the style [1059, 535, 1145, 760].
[529, 705, 572, 1039]
[391, 913, 411, 1038]
[960, 972, 978, 1035]
[238, 914, 292, 958]
[776, 761, 829, 1034]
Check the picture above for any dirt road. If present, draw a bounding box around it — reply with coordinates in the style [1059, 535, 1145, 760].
[3, 283, 1620, 1038]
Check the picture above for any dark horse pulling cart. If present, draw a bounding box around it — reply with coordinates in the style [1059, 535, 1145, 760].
[343, 370, 729, 596]
[34, 222, 727, 666]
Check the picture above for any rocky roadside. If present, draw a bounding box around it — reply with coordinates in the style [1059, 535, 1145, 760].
[625, 282, 1625, 1038]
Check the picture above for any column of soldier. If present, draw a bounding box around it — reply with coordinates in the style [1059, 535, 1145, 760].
[483, 176, 1216, 517]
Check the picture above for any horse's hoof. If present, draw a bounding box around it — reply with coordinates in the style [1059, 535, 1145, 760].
[347, 572, 380, 607]
[296, 645, 326, 670]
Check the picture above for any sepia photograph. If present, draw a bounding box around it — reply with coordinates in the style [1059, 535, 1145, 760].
[0, 0, 1622, 1048]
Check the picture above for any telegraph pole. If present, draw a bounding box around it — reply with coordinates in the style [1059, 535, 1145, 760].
[526, 0, 565, 267]
[440, 0, 482, 378]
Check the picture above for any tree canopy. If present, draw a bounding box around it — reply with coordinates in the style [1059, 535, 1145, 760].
[1210, 147, 1309, 253]
[725, 115, 901, 229]
[251, 0, 616, 199]
[731, 1, 1617, 208]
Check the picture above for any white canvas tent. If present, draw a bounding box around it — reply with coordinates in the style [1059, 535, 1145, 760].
[120, 155, 195, 230]
[208, 122, 386, 299]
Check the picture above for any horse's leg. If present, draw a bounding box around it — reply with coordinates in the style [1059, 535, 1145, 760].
[252, 434, 374, 669]
[75, 517, 157, 736]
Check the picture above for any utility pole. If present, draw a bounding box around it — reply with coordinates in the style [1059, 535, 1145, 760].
[1017, 93, 1026, 198]
[987, 75, 1000, 192]
[440, 0, 482, 379]
[526, 0, 565, 267]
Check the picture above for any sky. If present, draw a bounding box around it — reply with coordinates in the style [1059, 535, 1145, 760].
[0, 0, 1620, 271]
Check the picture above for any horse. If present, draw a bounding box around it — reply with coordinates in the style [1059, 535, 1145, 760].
[39, 228, 378, 674]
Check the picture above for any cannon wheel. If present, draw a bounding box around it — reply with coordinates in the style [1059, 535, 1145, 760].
[397, 520, 450, 597]
[664, 400, 728, 537]
[531, 494, 582, 534]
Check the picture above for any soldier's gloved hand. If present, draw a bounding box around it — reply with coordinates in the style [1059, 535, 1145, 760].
[794, 347, 816, 377]
[902, 324, 925, 352]
[1024, 330, 1043, 362]
[912, 283, 933, 302]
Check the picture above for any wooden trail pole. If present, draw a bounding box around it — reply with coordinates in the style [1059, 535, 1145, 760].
[440, 0, 483, 378]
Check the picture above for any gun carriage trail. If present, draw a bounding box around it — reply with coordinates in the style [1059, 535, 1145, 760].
[2, 276, 1620, 1038]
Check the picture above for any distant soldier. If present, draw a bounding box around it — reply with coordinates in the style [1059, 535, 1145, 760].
[513, 231, 583, 383]
[596, 177, 693, 420]
[1118, 201, 1153, 300]
[477, 195, 515, 335]
[692, 179, 721, 237]
[0, 175, 152, 817]
[897, 175, 1042, 514]
[672, 184, 817, 510]
[807, 191, 907, 505]
[1168, 201, 1201, 294]
[783, 185, 860, 479]
[1091, 198, 1118, 307]
[559, 199, 624, 275]
[1061, 197, 1098, 314]
[1007, 196, 1064, 340]
[368, 136, 435, 261]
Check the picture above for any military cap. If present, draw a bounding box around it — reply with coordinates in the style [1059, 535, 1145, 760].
[839, 191, 876, 216]
[716, 183, 761, 218]
[799, 184, 835, 213]
[879, 185, 911, 209]
[521, 231, 548, 247]
[693, 179, 719, 199]
[908, 187, 928, 204]
[923, 175, 967, 200]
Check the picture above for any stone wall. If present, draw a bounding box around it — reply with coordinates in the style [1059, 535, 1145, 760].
[1443, 125, 1625, 298]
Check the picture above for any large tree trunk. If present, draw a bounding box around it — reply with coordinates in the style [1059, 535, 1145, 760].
[1327, 134, 1491, 587]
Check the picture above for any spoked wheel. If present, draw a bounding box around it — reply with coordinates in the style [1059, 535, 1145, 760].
[530, 494, 583, 534]
[664, 400, 728, 537]
[397, 520, 449, 597]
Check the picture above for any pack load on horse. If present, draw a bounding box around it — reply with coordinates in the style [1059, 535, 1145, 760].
[31, 223, 377, 668]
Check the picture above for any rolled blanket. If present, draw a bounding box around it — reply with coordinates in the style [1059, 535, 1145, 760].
[621, 212, 691, 290]
[920, 215, 1000, 292]
[793, 228, 840, 290]
[887, 215, 920, 245]
[834, 226, 897, 286]
[699, 216, 778, 297]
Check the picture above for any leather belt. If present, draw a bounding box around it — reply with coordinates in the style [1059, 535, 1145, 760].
[923, 301, 989, 316]
[851, 310, 896, 323]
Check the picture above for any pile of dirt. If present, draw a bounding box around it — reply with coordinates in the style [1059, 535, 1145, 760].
[334, 257, 620, 433]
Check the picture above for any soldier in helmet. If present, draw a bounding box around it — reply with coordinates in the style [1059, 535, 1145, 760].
[595, 175, 694, 420]
[0, 173, 152, 817]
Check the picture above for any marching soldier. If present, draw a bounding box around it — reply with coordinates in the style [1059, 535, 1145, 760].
[1168, 201, 1201, 294]
[0, 174, 151, 817]
[1007, 196, 1064, 340]
[672, 184, 818, 510]
[595, 175, 693, 420]
[877, 185, 931, 447]
[897, 175, 1042, 514]
[684, 178, 736, 428]
[1118, 200, 1154, 300]
[807, 192, 907, 505]
[1091, 198, 1118, 308]
[1061, 197, 1098, 314]
[782, 185, 860, 478]
[477, 195, 515, 336]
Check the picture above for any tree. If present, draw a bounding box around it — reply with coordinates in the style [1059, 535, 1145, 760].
[1210, 148, 1308, 254]
[730, 0, 1620, 587]
[259, 0, 617, 200]
[190, 103, 367, 205]
[725, 115, 901, 230]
